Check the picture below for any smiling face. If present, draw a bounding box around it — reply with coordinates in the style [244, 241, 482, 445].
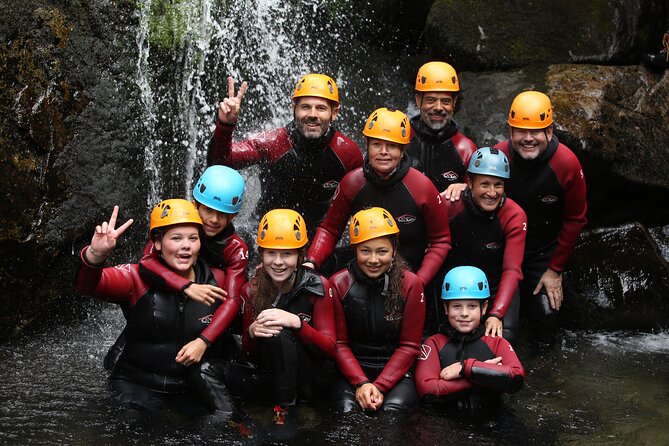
[153, 224, 201, 279]
[468, 174, 505, 212]
[367, 137, 405, 178]
[444, 299, 487, 334]
[197, 203, 234, 237]
[415, 91, 456, 131]
[261, 248, 300, 288]
[510, 126, 553, 160]
[355, 236, 394, 279]
[293, 96, 339, 139]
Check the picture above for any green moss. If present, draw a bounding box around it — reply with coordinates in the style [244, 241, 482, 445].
[147, 0, 200, 49]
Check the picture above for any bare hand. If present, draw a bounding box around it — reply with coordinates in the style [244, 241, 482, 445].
[440, 362, 463, 380]
[441, 182, 468, 202]
[355, 383, 383, 411]
[86, 206, 134, 263]
[217, 76, 248, 124]
[533, 268, 563, 310]
[255, 308, 301, 329]
[248, 319, 283, 338]
[484, 356, 503, 365]
[485, 317, 504, 338]
[175, 338, 207, 366]
[185, 283, 227, 306]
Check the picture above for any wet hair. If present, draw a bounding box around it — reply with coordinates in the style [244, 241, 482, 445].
[251, 248, 305, 317]
[385, 254, 410, 320]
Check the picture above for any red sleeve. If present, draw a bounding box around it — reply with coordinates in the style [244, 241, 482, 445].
[331, 271, 370, 387]
[200, 269, 244, 344]
[75, 247, 148, 304]
[548, 145, 587, 273]
[330, 132, 363, 172]
[307, 169, 365, 268]
[461, 337, 525, 393]
[408, 170, 452, 285]
[295, 276, 337, 357]
[452, 132, 477, 169]
[139, 247, 191, 293]
[373, 272, 426, 393]
[208, 122, 291, 167]
[489, 199, 527, 319]
[414, 334, 475, 398]
[221, 234, 249, 300]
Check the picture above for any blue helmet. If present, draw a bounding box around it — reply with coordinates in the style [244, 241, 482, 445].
[441, 266, 490, 300]
[467, 147, 510, 179]
[193, 165, 245, 214]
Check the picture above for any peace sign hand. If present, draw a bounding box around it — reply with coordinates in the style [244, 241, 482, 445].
[86, 206, 134, 263]
[217, 76, 248, 124]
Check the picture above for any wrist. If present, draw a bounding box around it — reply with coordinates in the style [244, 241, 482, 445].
[87, 246, 108, 264]
[197, 335, 211, 348]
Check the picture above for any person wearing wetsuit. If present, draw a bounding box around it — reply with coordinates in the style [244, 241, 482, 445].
[443, 147, 527, 342]
[75, 200, 239, 413]
[104, 166, 249, 370]
[408, 61, 477, 201]
[208, 74, 362, 232]
[494, 91, 587, 342]
[306, 108, 451, 290]
[415, 266, 525, 415]
[329, 208, 425, 413]
[242, 209, 337, 441]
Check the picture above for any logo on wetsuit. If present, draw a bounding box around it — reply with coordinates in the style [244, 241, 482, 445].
[297, 313, 312, 323]
[441, 171, 458, 181]
[484, 242, 502, 250]
[322, 180, 339, 190]
[418, 344, 431, 360]
[198, 314, 213, 324]
[395, 214, 416, 224]
[540, 195, 558, 204]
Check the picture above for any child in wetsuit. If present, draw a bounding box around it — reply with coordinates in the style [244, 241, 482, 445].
[415, 266, 525, 415]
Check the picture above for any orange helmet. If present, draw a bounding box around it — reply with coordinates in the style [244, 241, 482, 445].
[415, 61, 460, 92]
[149, 199, 202, 234]
[257, 209, 308, 249]
[362, 108, 410, 145]
[293, 73, 339, 104]
[349, 207, 400, 245]
[508, 91, 553, 129]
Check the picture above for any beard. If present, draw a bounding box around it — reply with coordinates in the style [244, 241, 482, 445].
[420, 109, 452, 131]
[296, 117, 330, 139]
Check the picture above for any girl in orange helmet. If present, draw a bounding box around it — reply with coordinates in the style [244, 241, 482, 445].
[241, 209, 337, 440]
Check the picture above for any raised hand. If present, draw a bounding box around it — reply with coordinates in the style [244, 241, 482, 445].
[86, 206, 134, 263]
[217, 76, 248, 124]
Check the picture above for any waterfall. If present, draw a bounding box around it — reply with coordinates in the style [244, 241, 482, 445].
[133, 0, 408, 223]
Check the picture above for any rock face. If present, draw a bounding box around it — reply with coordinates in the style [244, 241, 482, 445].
[563, 223, 669, 330]
[423, 0, 666, 70]
[0, 1, 148, 336]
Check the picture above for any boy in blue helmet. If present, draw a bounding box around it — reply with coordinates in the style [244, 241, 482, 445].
[415, 266, 525, 414]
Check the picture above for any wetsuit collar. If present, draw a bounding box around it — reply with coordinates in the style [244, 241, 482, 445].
[362, 152, 411, 188]
[410, 114, 459, 143]
[348, 260, 392, 296]
[286, 120, 335, 155]
[200, 224, 236, 267]
[440, 321, 486, 361]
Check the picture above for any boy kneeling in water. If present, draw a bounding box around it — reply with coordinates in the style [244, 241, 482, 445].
[415, 266, 525, 414]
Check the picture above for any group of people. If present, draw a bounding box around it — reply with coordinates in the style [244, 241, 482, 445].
[75, 62, 587, 439]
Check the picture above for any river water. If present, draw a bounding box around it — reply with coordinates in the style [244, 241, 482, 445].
[1, 300, 668, 445]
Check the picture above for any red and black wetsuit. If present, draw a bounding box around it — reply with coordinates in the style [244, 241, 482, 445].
[208, 120, 362, 227]
[75, 248, 237, 411]
[407, 116, 477, 192]
[329, 262, 425, 412]
[240, 267, 337, 405]
[495, 136, 587, 334]
[139, 224, 249, 337]
[307, 154, 451, 286]
[415, 323, 525, 413]
[444, 189, 527, 339]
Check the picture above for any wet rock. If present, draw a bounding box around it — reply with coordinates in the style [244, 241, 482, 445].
[562, 222, 669, 330]
[423, 0, 666, 70]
